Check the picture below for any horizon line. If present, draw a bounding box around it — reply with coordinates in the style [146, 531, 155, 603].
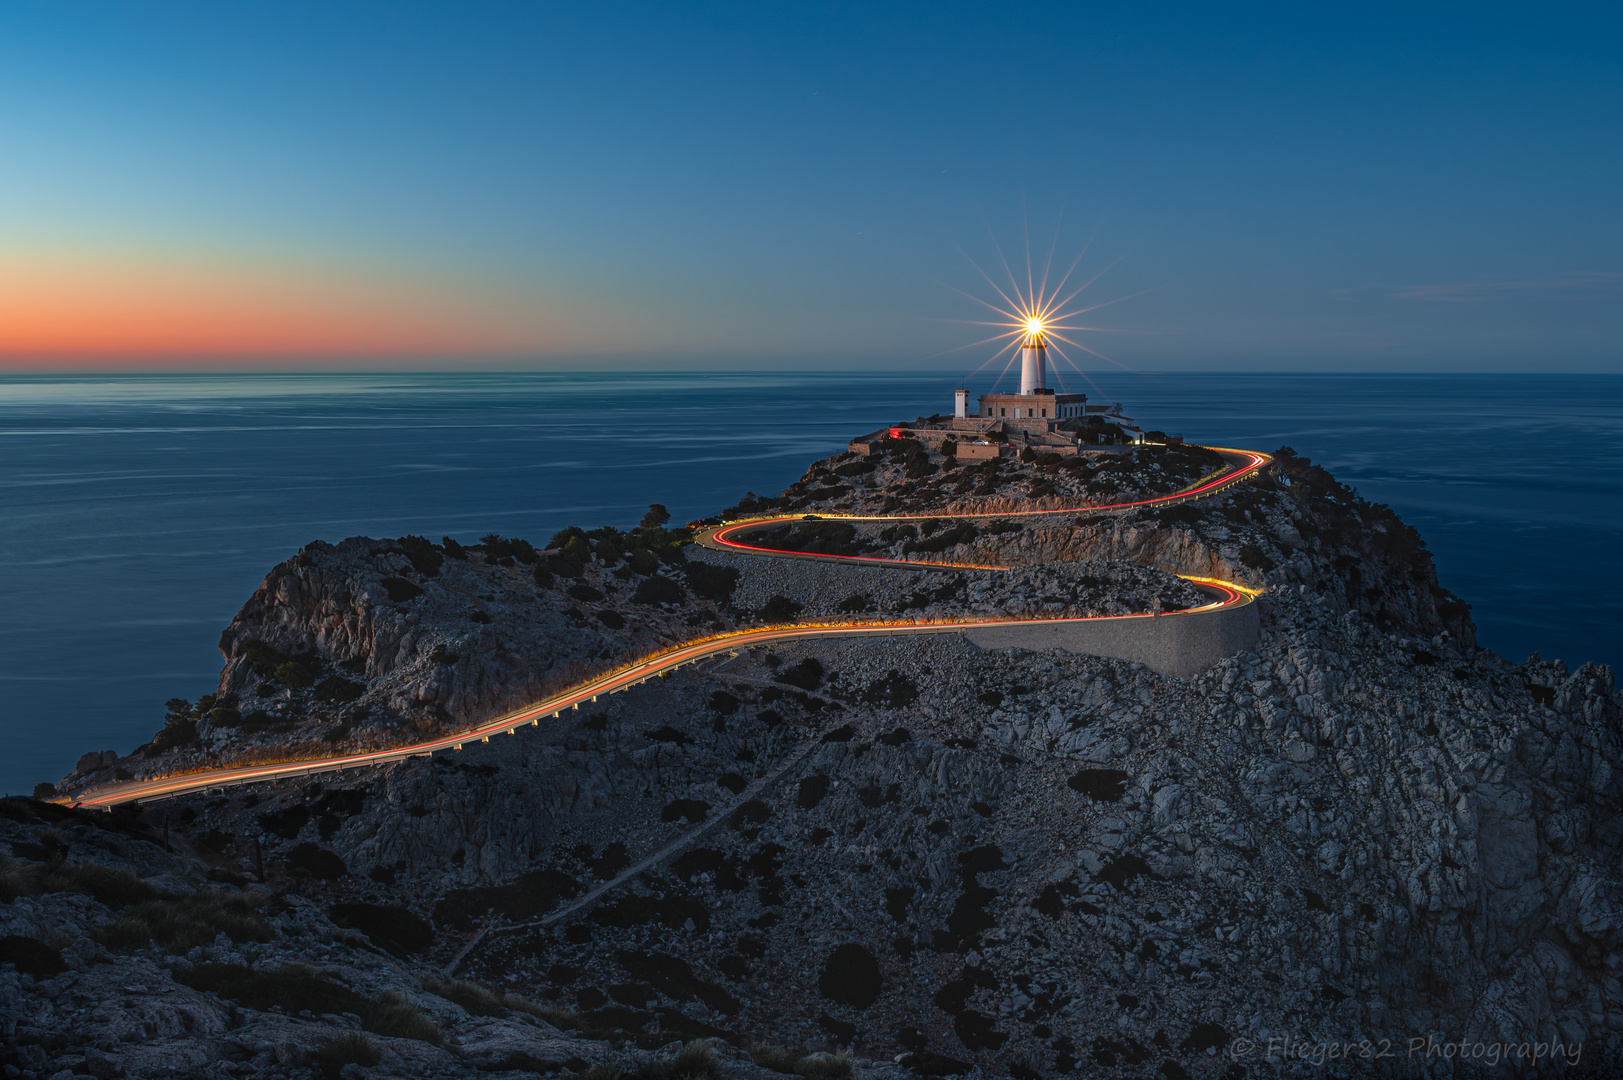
[2, 366, 1622, 379]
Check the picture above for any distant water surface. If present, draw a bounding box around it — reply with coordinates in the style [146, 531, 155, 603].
[1, 371, 1618, 794]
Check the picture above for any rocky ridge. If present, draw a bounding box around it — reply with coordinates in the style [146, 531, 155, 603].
[8, 439, 1619, 1079]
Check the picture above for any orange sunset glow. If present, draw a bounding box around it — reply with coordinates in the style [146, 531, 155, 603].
[0, 252, 577, 363]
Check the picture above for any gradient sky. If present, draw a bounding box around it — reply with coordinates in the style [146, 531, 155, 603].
[1, 2, 1618, 371]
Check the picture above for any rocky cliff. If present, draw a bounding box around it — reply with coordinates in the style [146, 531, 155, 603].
[12, 442, 1621, 1080]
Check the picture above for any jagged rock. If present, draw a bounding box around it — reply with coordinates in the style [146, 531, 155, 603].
[18, 444, 1623, 1077]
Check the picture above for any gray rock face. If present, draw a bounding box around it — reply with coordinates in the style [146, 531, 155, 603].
[215, 536, 633, 730]
[17, 446, 1622, 1078]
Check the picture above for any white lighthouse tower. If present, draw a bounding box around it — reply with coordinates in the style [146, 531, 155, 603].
[1018, 323, 1047, 395]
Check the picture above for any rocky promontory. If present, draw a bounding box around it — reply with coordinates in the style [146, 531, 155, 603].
[8, 439, 1619, 1079]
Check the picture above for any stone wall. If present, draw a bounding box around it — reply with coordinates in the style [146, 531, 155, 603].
[964, 593, 1261, 677]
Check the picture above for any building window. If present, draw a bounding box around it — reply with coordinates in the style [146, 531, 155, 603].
[1042, 409, 1048, 417]
[1000, 408, 1005, 416]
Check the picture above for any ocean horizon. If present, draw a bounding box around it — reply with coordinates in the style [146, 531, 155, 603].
[3, 370, 1619, 795]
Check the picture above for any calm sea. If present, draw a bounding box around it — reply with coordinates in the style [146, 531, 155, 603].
[2, 372, 1619, 795]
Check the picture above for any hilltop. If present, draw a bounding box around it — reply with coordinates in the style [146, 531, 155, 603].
[7, 439, 1618, 1080]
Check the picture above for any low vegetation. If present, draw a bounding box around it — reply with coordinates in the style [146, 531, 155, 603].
[749, 1045, 855, 1079]
[420, 974, 579, 1031]
[758, 595, 803, 622]
[179, 963, 442, 1044]
[0, 855, 155, 907]
[95, 889, 276, 954]
[313, 1032, 380, 1077]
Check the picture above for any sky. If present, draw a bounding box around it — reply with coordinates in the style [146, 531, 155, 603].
[0, 2, 1618, 372]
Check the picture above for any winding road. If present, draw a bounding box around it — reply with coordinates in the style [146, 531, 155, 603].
[70, 446, 1270, 810]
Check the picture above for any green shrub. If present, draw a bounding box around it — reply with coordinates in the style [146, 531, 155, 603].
[381, 576, 424, 602]
[31, 783, 56, 801]
[797, 1053, 854, 1080]
[314, 676, 365, 703]
[683, 562, 740, 601]
[422, 975, 566, 1029]
[835, 593, 869, 613]
[238, 639, 287, 672]
[771, 521, 865, 557]
[321, 717, 359, 743]
[181, 964, 441, 1045]
[1153, 503, 1202, 527]
[502, 995, 582, 1031]
[903, 523, 977, 555]
[596, 609, 626, 630]
[718, 492, 791, 518]
[571, 1067, 624, 1080]
[207, 707, 243, 727]
[480, 534, 539, 564]
[633, 575, 686, 605]
[775, 658, 823, 690]
[95, 889, 273, 953]
[750, 1044, 802, 1073]
[1437, 594, 1472, 621]
[423, 975, 507, 1016]
[638, 1044, 720, 1080]
[547, 526, 588, 551]
[533, 563, 555, 587]
[182, 962, 355, 1012]
[274, 659, 319, 688]
[314, 1032, 379, 1075]
[864, 670, 919, 709]
[627, 548, 660, 575]
[367, 991, 444, 1042]
[639, 504, 671, 529]
[398, 534, 444, 576]
[0, 935, 65, 978]
[758, 595, 802, 623]
[1238, 543, 1275, 571]
[803, 483, 851, 502]
[286, 843, 346, 879]
[904, 457, 938, 479]
[239, 710, 291, 734]
[147, 715, 199, 756]
[560, 535, 591, 564]
[441, 536, 467, 560]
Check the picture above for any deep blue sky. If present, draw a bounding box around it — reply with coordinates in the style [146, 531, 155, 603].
[1, 2, 1618, 370]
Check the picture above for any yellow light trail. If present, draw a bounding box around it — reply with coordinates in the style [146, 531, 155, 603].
[68, 446, 1271, 809]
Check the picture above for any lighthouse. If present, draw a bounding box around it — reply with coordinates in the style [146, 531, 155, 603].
[1018, 322, 1047, 395]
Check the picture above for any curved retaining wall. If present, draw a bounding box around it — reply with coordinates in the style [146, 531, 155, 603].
[963, 597, 1260, 678]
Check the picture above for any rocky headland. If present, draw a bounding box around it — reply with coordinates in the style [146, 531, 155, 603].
[6, 441, 1619, 1079]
